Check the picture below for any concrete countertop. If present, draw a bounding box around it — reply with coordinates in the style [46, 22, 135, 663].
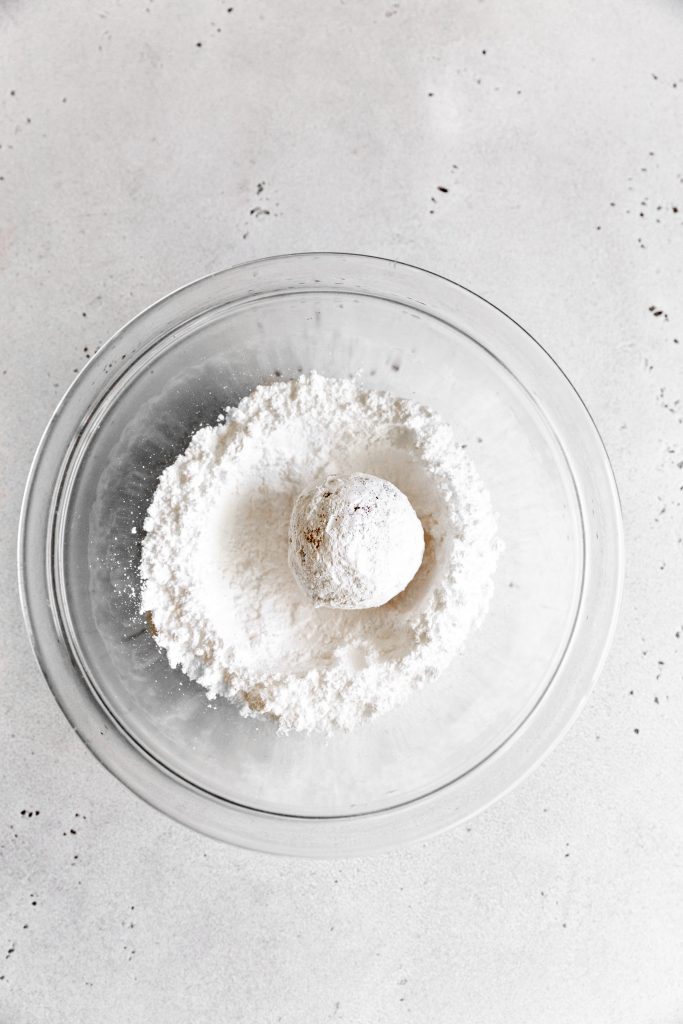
[1, 1, 682, 1021]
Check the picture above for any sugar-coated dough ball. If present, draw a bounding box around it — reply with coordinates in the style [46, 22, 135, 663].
[288, 473, 425, 610]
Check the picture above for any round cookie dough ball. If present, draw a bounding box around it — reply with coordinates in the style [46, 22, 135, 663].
[288, 473, 425, 610]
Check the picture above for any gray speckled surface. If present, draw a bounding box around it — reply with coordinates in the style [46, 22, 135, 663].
[2, 1, 683, 1021]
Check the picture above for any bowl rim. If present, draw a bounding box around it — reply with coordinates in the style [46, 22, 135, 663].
[17, 252, 625, 857]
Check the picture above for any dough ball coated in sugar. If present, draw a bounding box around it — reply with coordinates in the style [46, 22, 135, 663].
[288, 473, 425, 610]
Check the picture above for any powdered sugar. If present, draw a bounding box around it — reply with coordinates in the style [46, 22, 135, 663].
[140, 373, 501, 733]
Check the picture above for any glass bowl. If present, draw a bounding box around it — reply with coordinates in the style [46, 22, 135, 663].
[18, 253, 624, 856]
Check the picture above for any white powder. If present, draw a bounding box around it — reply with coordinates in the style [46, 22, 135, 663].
[140, 373, 501, 734]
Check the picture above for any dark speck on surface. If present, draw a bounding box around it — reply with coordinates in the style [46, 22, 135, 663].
[196, 41, 202, 47]
[437, 185, 449, 193]
[634, 728, 640, 734]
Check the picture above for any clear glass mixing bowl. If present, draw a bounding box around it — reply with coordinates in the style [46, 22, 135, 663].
[18, 253, 623, 856]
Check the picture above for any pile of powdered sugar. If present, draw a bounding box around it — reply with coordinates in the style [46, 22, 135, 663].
[140, 372, 501, 734]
